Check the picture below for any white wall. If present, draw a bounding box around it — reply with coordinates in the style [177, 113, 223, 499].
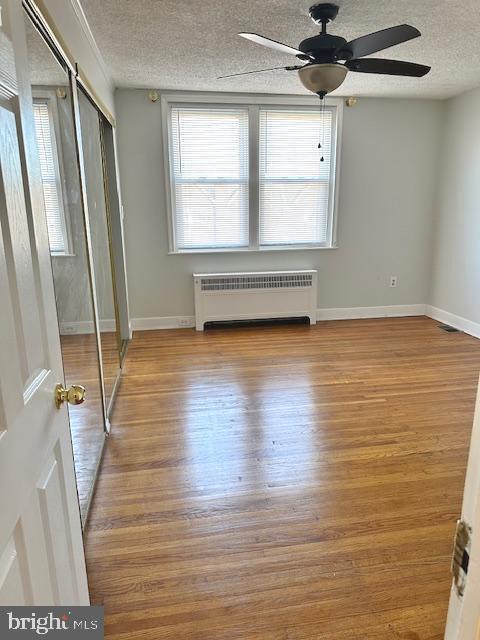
[429, 87, 480, 329]
[115, 89, 443, 320]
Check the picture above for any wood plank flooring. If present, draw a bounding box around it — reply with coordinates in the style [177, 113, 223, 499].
[85, 317, 480, 639]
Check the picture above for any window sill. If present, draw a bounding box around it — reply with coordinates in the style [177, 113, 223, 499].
[51, 252, 76, 258]
[168, 244, 338, 255]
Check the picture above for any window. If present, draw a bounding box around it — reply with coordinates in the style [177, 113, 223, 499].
[164, 97, 341, 253]
[33, 99, 70, 255]
[170, 107, 249, 250]
[259, 108, 333, 247]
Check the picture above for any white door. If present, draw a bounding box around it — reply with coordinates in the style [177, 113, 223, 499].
[445, 378, 480, 639]
[0, 0, 89, 605]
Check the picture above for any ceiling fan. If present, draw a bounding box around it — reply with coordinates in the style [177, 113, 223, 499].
[218, 3, 431, 96]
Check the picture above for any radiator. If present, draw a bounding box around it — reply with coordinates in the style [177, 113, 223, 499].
[193, 270, 318, 331]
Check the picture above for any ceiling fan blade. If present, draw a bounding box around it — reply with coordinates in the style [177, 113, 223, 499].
[346, 25, 421, 59]
[346, 58, 430, 77]
[218, 65, 302, 79]
[239, 32, 308, 58]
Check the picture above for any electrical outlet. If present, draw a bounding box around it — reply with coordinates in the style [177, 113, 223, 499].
[61, 324, 76, 334]
[389, 276, 398, 288]
[178, 318, 192, 328]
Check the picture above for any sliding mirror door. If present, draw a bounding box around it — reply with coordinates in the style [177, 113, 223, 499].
[77, 90, 121, 412]
[24, 11, 106, 523]
[99, 116, 130, 364]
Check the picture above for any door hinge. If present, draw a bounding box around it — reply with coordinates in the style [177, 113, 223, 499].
[451, 519, 472, 597]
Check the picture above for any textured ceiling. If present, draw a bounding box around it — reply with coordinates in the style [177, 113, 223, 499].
[80, 0, 480, 99]
[26, 18, 68, 86]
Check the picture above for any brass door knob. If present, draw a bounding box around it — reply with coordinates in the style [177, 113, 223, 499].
[55, 383, 86, 409]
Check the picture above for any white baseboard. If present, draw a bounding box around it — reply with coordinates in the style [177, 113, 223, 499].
[131, 305, 425, 331]
[425, 305, 480, 339]
[60, 319, 116, 335]
[316, 304, 426, 321]
[131, 316, 195, 331]
[61, 307, 480, 339]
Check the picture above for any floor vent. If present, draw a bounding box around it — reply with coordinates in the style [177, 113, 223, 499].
[439, 324, 461, 333]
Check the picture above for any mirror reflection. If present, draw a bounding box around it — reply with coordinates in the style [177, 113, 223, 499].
[78, 90, 121, 410]
[25, 15, 105, 523]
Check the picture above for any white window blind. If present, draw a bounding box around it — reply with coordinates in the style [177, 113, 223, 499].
[259, 108, 334, 247]
[33, 101, 68, 255]
[170, 106, 249, 250]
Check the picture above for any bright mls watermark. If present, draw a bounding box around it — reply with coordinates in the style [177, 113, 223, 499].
[0, 607, 103, 638]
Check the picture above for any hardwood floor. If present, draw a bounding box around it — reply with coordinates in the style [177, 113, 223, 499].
[85, 317, 480, 639]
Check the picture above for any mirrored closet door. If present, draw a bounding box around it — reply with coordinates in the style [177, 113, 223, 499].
[77, 89, 122, 413]
[24, 4, 129, 525]
[24, 12, 106, 523]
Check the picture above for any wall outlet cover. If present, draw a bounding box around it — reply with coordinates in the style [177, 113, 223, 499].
[62, 325, 77, 334]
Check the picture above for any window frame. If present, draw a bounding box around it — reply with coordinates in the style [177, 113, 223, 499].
[33, 89, 74, 257]
[161, 92, 343, 254]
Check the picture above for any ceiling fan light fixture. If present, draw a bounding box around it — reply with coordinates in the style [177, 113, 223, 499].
[298, 63, 348, 95]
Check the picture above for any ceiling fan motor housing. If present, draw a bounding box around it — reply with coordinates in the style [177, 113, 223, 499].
[299, 34, 351, 62]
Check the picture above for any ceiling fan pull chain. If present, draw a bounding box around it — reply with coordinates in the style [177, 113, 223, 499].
[318, 94, 322, 150]
[321, 96, 325, 162]
[318, 92, 326, 161]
